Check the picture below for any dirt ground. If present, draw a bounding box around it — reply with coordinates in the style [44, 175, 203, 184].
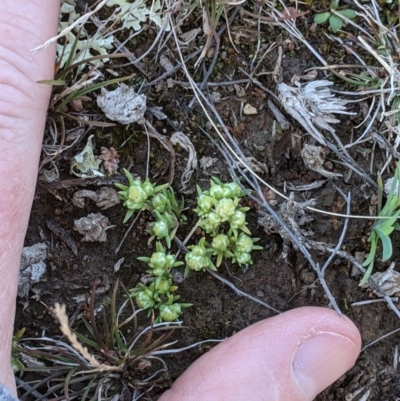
[13, 1, 400, 400]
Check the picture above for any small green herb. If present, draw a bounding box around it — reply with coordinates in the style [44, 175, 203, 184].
[361, 162, 400, 285]
[314, 2, 357, 33]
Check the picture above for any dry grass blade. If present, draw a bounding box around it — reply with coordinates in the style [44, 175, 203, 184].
[53, 303, 117, 371]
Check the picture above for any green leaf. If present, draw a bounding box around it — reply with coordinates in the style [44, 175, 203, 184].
[55, 73, 136, 112]
[154, 183, 169, 193]
[381, 225, 395, 236]
[329, 14, 343, 32]
[122, 168, 135, 185]
[360, 260, 374, 286]
[239, 225, 252, 235]
[375, 227, 393, 261]
[338, 9, 356, 19]
[123, 209, 134, 223]
[37, 79, 66, 86]
[115, 183, 128, 191]
[363, 239, 377, 267]
[379, 211, 400, 230]
[314, 12, 331, 24]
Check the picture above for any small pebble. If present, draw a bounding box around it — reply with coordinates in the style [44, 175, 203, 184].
[207, 47, 215, 58]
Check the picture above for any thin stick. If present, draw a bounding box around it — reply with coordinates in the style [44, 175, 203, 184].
[207, 269, 281, 314]
[115, 211, 142, 254]
[362, 327, 400, 351]
[267, 100, 290, 130]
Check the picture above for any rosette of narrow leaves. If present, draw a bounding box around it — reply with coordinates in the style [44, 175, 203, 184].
[132, 283, 158, 310]
[228, 209, 251, 236]
[151, 192, 169, 213]
[215, 198, 238, 222]
[152, 187, 186, 219]
[158, 296, 192, 322]
[132, 283, 189, 322]
[115, 168, 168, 222]
[147, 211, 178, 248]
[199, 211, 222, 234]
[165, 187, 186, 219]
[231, 233, 263, 266]
[361, 163, 400, 285]
[153, 276, 178, 295]
[205, 177, 244, 200]
[210, 233, 234, 267]
[185, 237, 216, 276]
[138, 242, 183, 276]
[194, 191, 217, 217]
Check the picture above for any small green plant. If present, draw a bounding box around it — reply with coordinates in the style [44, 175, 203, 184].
[133, 242, 191, 322]
[361, 161, 400, 285]
[116, 168, 169, 222]
[314, 2, 356, 33]
[12, 280, 181, 400]
[11, 328, 25, 373]
[185, 178, 263, 276]
[120, 174, 263, 321]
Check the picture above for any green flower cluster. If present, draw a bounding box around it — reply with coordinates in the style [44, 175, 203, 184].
[132, 242, 191, 322]
[185, 178, 263, 276]
[115, 169, 168, 223]
[116, 170, 185, 247]
[194, 178, 250, 237]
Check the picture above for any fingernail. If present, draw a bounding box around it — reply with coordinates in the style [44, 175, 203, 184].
[292, 332, 358, 400]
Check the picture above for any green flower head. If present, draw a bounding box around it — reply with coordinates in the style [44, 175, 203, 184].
[211, 234, 230, 252]
[127, 183, 148, 209]
[154, 277, 175, 294]
[149, 252, 168, 270]
[200, 212, 221, 234]
[152, 192, 168, 212]
[215, 198, 237, 221]
[134, 287, 155, 310]
[229, 210, 246, 229]
[152, 220, 169, 238]
[223, 182, 243, 198]
[196, 194, 215, 215]
[159, 303, 182, 321]
[235, 252, 252, 266]
[209, 182, 225, 200]
[235, 233, 254, 253]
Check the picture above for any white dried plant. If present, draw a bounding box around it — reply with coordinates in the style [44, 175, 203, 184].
[57, 0, 114, 70]
[278, 80, 354, 146]
[106, 0, 169, 31]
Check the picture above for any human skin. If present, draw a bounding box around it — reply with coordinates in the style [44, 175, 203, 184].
[159, 306, 361, 401]
[0, 0, 60, 395]
[0, 1, 362, 400]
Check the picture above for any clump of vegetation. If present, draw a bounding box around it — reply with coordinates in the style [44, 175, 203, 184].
[361, 161, 400, 285]
[314, 1, 356, 33]
[12, 281, 181, 400]
[117, 173, 263, 321]
[133, 242, 191, 322]
[185, 178, 262, 275]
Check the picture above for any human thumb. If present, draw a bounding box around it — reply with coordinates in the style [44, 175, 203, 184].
[160, 306, 361, 401]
